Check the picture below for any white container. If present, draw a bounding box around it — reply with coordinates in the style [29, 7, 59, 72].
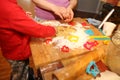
[103, 22, 116, 36]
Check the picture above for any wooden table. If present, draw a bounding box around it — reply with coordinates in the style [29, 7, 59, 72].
[30, 18, 108, 80]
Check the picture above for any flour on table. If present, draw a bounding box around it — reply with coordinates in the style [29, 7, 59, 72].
[41, 21, 90, 50]
[40, 20, 90, 50]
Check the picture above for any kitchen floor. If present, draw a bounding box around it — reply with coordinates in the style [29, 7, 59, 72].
[0, 50, 36, 80]
[0, 51, 11, 80]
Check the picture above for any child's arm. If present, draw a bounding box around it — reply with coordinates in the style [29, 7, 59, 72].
[9, 6, 56, 38]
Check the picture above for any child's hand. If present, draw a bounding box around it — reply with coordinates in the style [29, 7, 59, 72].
[26, 11, 33, 19]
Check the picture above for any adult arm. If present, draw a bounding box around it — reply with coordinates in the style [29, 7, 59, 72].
[32, 0, 67, 20]
[32, 0, 77, 22]
[68, 0, 77, 9]
[64, 0, 78, 22]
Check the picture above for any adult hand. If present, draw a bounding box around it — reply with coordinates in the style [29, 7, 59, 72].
[52, 6, 67, 20]
[64, 7, 74, 22]
[52, 6, 74, 22]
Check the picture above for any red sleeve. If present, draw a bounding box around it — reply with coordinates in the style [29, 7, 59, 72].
[9, 5, 56, 38]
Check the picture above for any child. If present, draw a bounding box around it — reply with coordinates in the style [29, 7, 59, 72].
[32, 0, 77, 22]
[0, 0, 56, 80]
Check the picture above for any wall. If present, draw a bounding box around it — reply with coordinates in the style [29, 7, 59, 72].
[76, 0, 101, 13]
[102, 0, 119, 5]
[117, 0, 120, 6]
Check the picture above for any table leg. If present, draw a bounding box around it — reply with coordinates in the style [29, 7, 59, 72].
[37, 61, 63, 80]
[37, 68, 43, 80]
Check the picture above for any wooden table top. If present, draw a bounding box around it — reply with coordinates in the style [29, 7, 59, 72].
[30, 17, 107, 69]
